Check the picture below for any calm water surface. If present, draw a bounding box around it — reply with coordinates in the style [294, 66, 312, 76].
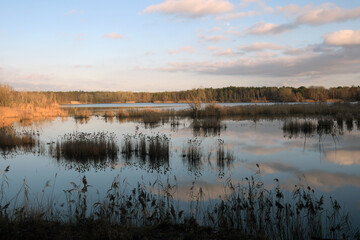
[1, 106, 360, 227]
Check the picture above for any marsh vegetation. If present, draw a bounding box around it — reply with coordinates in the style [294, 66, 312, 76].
[0, 126, 40, 154]
[0, 165, 358, 240]
[1, 85, 360, 239]
[121, 133, 171, 172]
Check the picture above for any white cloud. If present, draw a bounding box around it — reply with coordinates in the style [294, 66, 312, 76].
[240, 42, 284, 51]
[142, 0, 234, 18]
[246, 21, 296, 35]
[323, 30, 360, 46]
[102, 32, 124, 39]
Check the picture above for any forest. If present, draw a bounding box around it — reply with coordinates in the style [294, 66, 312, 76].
[1, 83, 360, 106]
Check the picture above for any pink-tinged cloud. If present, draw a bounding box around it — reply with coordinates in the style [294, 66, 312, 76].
[297, 5, 360, 25]
[239, 0, 273, 13]
[169, 46, 196, 54]
[240, 42, 284, 51]
[102, 32, 124, 39]
[207, 46, 220, 51]
[214, 48, 235, 56]
[324, 150, 360, 165]
[324, 30, 360, 46]
[216, 10, 261, 20]
[199, 34, 228, 42]
[301, 170, 360, 192]
[208, 26, 222, 33]
[156, 45, 360, 77]
[278, 3, 360, 25]
[142, 0, 234, 18]
[246, 21, 296, 35]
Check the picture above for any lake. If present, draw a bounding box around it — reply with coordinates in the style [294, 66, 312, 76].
[1, 103, 360, 230]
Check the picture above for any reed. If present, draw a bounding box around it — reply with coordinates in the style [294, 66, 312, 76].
[216, 139, 234, 178]
[110, 102, 360, 123]
[182, 139, 203, 174]
[73, 110, 92, 119]
[282, 120, 317, 139]
[0, 166, 357, 240]
[121, 133, 170, 172]
[50, 132, 118, 166]
[192, 118, 226, 137]
[0, 126, 39, 153]
[103, 111, 114, 118]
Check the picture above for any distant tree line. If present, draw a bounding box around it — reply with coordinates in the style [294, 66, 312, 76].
[1, 83, 360, 106]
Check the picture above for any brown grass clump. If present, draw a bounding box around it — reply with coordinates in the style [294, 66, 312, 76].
[116, 110, 130, 118]
[73, 110, 92, 119]
[121, 133, 170, 172]
[103, 111, 114, 118]
[50, 132, 118, 168]
[192, 118, 226, 137]
[0, 126, 39, 153]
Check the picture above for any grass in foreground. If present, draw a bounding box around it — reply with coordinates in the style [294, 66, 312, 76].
[0, 166, 358, 240]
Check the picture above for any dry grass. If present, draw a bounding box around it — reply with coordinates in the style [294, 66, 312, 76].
[0, 166, 357, 240]
[121, 133, 170, 172]
[282, 120, 317, 139]
[50, 132, 119, 171]
[0, 104, 67, 127]
[0, 126, 39, 153]
[73, 110, 92, 119]
[192, 118, 226, 137]
[103, 111, 114, 118]
[110, 103, 360, 123]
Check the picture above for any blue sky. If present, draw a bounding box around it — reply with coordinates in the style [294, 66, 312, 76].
[0, 0, 360, 91]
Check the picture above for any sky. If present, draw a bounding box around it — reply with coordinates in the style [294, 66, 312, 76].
[0, 0, 360, 91]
